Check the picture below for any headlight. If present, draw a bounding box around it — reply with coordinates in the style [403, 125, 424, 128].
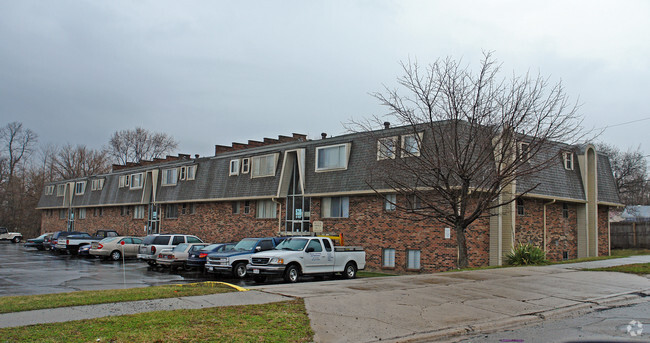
[270, 257, 284, 264]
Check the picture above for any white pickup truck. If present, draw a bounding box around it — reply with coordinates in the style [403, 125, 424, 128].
[247, 236, 365, 283]
[0, 227, 22, 243]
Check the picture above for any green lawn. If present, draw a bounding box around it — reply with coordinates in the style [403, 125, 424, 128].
[0, 282, 235, 314]
[357, 271, 397, 278]
[0, 300, 313, 343]
[584, 263, 650, 275]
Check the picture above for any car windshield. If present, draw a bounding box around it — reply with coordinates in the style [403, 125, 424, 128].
[233, 238, 258, 251]
[173, 243, 189, 252]
[274, 238, 308, 251]
[99, 237, 119, 243]
[201, 244, 222, 251]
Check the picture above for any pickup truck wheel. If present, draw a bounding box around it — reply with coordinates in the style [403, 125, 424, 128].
[233, 262, 247, 278]
[343, 262, 357, 279]
[12, 236, 21, 243]
[110, 250, 122, 261]
[284, 265, 300, 283]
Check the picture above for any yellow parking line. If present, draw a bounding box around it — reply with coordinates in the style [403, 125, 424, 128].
[174, 281, 249, 292]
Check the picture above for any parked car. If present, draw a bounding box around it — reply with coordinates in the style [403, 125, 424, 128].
[78, 244, 91, 257]
[137, 234, 204, 266]
[0, 227, 22, 243]
[247, 236, 366, 283]
[90, 236, 144, 261]
[187, 243, 236, 270]
[205, 237, 285, 278]
[55, 230, 120, 255]
[156, 243, 209, 271]
[24, 233, 53, 250]
[50, 231, 86, 254]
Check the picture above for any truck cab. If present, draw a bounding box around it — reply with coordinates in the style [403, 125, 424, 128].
[205, 237, 284, 278]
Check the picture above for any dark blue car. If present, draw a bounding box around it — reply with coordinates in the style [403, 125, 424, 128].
[186, 243, 236, 270]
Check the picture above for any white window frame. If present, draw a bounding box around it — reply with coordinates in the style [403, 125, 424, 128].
[384, 194, 396, 212]
[179, 167, 186, 180]
[75, 181, 86, 195]
[229, 159, 240, 176]
[519, 142, 530, 160]
[56, 184, 65, 197]
[322, 196, 350, 218]
[251, 153, 278, 178]
[119, 175, 130, 188]
[407, 249, 421, 269]
[130, 173, 143, 189]
[78, 208, 86, 220]
[241, 158, 250, 174]
[315, 143, 351, 172]
[256, 199, 277, 219]
[563, 152, 574, 170]
[186, 165, 196, 180]
[401, 132, 423, 158]
[45, 185, 55, 195]
[133, 205, 145, 219]
[91, 179, 105, 191]
[383, 248, 396, 268]
[162, 168, 178, 186]
[377, 137, 397, 160]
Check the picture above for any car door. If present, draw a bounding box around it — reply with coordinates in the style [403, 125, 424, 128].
[303, 239, 331, 273]
[129, 238, 142, 256]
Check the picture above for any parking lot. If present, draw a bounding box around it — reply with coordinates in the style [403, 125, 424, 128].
[0, 242, 255, 297]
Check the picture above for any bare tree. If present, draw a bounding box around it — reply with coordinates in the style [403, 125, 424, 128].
[108, 127, 178, 164]
[53, 144, 111, 180]
[356, 53, 584, 268]
[0, 122, 37, 183]
[596, 143, 648, 205]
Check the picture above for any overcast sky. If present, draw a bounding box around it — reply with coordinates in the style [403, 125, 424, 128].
[1, 1, 649, 160]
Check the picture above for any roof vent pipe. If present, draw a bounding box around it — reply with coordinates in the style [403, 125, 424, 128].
[195, 154, 199, 159]
[321, 133, 327, 139]
[384, 122, 390, 129]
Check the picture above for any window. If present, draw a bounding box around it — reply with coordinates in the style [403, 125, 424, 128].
[244, 200, 251, 214]
[121, 206, 130, 216]
[186, 165, 196, 180]
[232, 202, 240, 214]
[407, 195, 422, 210]
[130, 173, 143, 189]
[323, 239, 332, 252]
[56, 184, 65, 197]
[241, 158, 250, 174]
[306, 239, 323, 252]
[162, 168, 178, 186]
[229, 159, 240, 176]
[172, 236, 184, 245]
[383, 248, 395, 268]
[179, 167, 186, 180]
[316, 144, 349, 171]
[75, 181, 86, 195]
[78, 208, 86, 219]
[563, 152, 574, 170]
[187, 236, 202, 243]
[258, 239, 274, 251]
[165, 204, 178, 218]
[562, 203, 569, 219]
[93, 207, 103, 217]
[519, 142, 530, 160]
[181, 203, 196, 215]
[516, 198, 524, 216]
[251, 154, 277, 177]
[91, 179, 104, 191]
[401, 133, 423, 157]
[407, 249, 421, 269]
[256, 200, 277, 219]
[45, 185, 55, 195]
[377, 137, 397, 160]
[119, 175, 130, 188]
[59, 209, 66, 219]
[385, 194, 396, 212]
[134, 205, 145, 219]
[322, 197, 349, 218]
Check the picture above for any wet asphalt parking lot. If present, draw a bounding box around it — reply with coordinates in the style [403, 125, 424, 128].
[0, 242, 259, 296]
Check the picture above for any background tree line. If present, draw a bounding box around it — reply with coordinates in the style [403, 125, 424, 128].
[0, 123, 177, 238]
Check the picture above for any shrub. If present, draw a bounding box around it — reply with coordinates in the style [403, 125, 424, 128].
[505, 244, 548, 266]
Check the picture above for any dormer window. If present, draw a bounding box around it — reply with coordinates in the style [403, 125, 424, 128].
[119, 175, 130, 188]
[56, 184, 65, 197]
[179, 167, 186, 180]
[251, 154, 278, 178]
[91, 179, 105, 191]
[241, 158, 250, 174]
[316, 143, 350, 172]
[229, 159, 240, 176]
[519, 142, 530, 160]
[162, 168, 178, 186]
[186, 165, 196, 180]
[401, 133, 423, 157]
[377, 137, 397, 160]
[75, 181, 86, 195]
[45, 185, 55, 195]
[130, 173, 143, 189]
[563, 152, 574, 170]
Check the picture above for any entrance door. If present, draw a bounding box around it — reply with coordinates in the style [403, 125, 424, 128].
[67, 209, 75, 232]
[285, 159, 310, 233]
[147, 204, 160, 235]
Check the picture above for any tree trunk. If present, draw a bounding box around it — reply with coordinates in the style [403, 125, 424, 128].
[455, 223, 468, 269]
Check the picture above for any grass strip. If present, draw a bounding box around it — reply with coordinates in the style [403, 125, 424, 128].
[583, 263, 650, 275]
[0, 282, 234, 314]
[0, 299, 313, 343]
[357, 271, 397, 278]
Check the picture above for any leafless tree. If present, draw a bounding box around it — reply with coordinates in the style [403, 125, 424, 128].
[354, 53, 585, 268]
[53, 144, 111, 180]
[596, 143, 648, 205]
[0, 122, 37, 184]
[108, 127, 178, 164]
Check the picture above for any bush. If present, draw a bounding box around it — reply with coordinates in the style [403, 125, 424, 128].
[505, 244, 548, 266]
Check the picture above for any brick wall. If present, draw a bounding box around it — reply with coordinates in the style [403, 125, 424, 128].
[515, 199, 578, 261]
[598, 205, 610, 256]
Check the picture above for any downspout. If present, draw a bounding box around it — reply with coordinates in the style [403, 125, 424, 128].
[272, 197, 282, 234]
[543, 199, 556, 253]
